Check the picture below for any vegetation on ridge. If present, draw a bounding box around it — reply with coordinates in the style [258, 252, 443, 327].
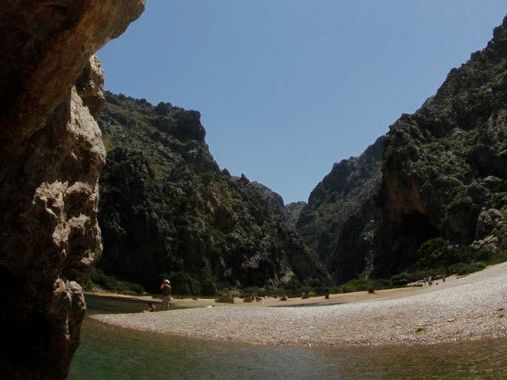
[97, 92, 331, 295]
[95, 17, 507, 296]
[296, 16, 507, 285]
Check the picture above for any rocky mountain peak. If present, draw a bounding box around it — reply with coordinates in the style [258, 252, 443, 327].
[97, 92, 331, 295]
[375, 16, 507, 276]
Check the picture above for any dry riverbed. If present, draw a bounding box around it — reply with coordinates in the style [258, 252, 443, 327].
[93, 262, 507, 346]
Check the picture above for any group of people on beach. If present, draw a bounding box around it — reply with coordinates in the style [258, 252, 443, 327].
[145, 278, 172, 312]
[424, 274, 446, 287]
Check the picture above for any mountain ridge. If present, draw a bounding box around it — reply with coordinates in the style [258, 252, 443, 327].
[97, 92, 331, 294]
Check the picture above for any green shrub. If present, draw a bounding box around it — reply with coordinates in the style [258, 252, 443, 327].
[449, 262, 486, 275]
[416, 238, 456, 274]
[200, 280, 218, 296]
[215, 295, 234, 303]
[339, 278, 393, 293]
[391, 272, 411, 286]
[88, 268, 146, 294]
[390, 270, 436, 285]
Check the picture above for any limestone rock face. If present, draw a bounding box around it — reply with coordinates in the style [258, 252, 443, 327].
[297, 17, 507, 282]
[247, 180, 287, 217]
[296, 137, 384, 282]
[0, 1, 144, 379]
[285, 201, 307, 229]
[97, 93, 331, 295]
[375, 16, 507, 276]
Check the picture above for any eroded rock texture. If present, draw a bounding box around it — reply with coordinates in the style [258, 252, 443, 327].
[97, 93, 331, 295]
[285, 201, 307, 229]
[0, 1, 144, 379]
[296, 137, 384, 282]
[375, 16, 507, 276]
[297, 17, 507, 283]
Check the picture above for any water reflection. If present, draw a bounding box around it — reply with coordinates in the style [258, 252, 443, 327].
[69, 299, 507, 379]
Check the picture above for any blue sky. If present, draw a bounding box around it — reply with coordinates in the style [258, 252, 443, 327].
[98, 0, 507, 203]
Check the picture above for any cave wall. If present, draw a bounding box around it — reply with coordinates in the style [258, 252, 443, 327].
[0, 1, 144, 378]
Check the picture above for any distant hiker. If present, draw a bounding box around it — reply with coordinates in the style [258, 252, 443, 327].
[160, 279, 172, 310]
[146, 303, 157, 312]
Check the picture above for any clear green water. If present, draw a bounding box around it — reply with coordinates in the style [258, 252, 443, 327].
[69, 298, 507, 379]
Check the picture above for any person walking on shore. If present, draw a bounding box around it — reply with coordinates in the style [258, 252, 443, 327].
[160, 279, 172, 310]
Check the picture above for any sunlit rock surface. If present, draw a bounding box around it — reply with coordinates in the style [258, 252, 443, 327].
[0, 1, 144, 378]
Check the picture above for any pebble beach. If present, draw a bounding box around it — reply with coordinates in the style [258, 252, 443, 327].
[93, 262, 507, 347]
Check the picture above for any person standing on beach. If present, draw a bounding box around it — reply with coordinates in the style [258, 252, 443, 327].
[160, 279, 172, 310]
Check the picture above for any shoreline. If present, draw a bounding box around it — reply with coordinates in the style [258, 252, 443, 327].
[92, 263, 507, 347]
[86, 275, 439, 310]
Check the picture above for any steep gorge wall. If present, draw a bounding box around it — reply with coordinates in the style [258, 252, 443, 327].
[97, 93, 331, 295]
[298, 17, 507, 282]
[296, 137, 384, 282]
[0, 1, 144, 379]
[375, 16, 507, 276]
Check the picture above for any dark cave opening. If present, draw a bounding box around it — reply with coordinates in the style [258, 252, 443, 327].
[394, 211, 440, 270]
[399, 212, 439, 241]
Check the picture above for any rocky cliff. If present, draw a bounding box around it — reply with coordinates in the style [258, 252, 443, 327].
[246, 180, 288, 218]
[375, 17, 507, 276]
[296, 137, 384, 282]
[97, 93, 330, 295]
[285, 202, 307, 229]
[299, 17, 507, 283]
[0, 2, 144, 379]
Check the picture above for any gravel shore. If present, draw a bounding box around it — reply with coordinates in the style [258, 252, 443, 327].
[93, 262, 507, 346]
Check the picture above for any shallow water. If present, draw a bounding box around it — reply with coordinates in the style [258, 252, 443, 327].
[69, 298, 507, 379]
